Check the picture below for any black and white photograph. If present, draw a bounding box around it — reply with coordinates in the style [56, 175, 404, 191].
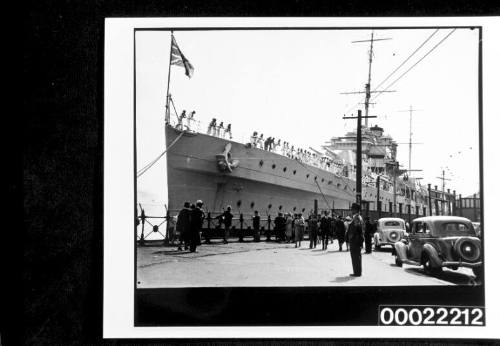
[103, 17, 500, 338]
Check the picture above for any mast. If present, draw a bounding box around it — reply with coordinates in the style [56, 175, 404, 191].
[165, 31, 174, 208]
[398, 106, 423, 176]
[341, 30, 393, 127]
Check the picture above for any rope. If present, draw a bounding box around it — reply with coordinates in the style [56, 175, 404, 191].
[137, 130, 185, 178]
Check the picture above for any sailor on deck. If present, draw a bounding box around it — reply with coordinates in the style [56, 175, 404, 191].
[250, 131, 259, 147]
[224, 124, 233, 139]
[187, 111, 196, 131]
[217, 121, 224, 137]
[207, 118, 217, 135]
[257, 134, 264, 149]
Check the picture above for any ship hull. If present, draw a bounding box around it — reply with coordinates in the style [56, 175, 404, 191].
[166, 126, 422, 217]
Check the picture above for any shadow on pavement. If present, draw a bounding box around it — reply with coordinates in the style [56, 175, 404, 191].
[330, 276, 357, 283]
[404, 267, 476, 285]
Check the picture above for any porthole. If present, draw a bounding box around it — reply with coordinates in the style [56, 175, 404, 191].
[250, 202, 255, 208]
[306, 174, 310, 178]
[272, 164, 276, 169]
[237, 200, 242, 207]
[293, 170, 296, 175]
[293, 207, 297, 211]
[314, 176, 317, 180]
[337, 183, 341, 188]
[279, 205, 283, 210]
[328, 181, 332, 185]
[268, 204, 272, 209]
[301, 208, 306, 212]
[259, 160, 264, 167]
[283, 167, 287, 172]
[321, 178, 324, 182]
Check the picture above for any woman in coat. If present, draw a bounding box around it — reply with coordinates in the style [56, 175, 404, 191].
[294, 213, 305, 248]
[285, 213, 293, 243]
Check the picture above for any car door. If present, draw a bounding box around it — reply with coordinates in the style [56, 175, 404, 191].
[408, 221, 430, 260]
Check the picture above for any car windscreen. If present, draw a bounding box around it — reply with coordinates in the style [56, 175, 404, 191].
[383, 221, 404, 229]
[438, 222, 476, 236]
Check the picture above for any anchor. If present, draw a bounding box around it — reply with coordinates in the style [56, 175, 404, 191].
[216, 143, 239, 172]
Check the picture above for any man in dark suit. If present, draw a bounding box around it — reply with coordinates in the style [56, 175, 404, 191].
[347, 203, 364, 276]
[189, 200, 205, 252]
[222, 206, 233, 244]
[176, 201, 191, 251]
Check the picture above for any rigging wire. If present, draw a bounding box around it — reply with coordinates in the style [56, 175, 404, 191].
[137, 131, 185, 178]
[342, 29, 441, 116]
[371, 29, 456, 103]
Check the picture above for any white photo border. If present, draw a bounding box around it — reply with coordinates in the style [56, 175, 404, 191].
[104, 17, 500, 339]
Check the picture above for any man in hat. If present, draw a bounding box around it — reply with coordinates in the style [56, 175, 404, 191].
[222, 205, 233, 244]
[189, 200, 205, 252]
[176, 201, 191, 251]
[347, 203, 364, 276]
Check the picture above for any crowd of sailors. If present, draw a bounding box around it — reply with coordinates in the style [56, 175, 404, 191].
[248, 131, 341, 172]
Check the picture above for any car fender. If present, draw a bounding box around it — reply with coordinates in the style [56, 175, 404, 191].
[422, 243, 443, 267]
[394, 241, 408, 260]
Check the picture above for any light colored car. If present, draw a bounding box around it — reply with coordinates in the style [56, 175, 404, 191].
[393, 216, 482, 278]
[374, 217, 407, 250]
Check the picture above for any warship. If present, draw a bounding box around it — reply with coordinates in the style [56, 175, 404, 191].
[159, 32, 439, 219]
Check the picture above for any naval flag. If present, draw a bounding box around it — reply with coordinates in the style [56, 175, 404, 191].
[170, 36, 194, 78]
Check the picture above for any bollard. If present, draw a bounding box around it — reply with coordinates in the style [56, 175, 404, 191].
[239, 213, 244, 242]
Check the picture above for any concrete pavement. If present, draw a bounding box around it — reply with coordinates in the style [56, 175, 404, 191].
[137, 239, 477, 288]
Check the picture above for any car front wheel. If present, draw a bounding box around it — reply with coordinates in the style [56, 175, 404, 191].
[422, 255, 442, 275]
[395, 256, 403, 267]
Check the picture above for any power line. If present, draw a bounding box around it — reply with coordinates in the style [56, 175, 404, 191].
[372, 29, 440, 92]
[371, 29, 456, 103]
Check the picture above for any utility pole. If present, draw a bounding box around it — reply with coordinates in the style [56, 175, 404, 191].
[343, 109, 377, 205]
[436, 169, 451, 200]
[398, 106, 423, 175]
[341, 31, 394, 127]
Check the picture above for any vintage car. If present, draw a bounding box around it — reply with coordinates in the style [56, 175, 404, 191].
[393, 216, 482, 277]
[373, 217, 407, 250]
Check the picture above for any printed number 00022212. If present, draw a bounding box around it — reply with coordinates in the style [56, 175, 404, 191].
[378, 305, 485, 326]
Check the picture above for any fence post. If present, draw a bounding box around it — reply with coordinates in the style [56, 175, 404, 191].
[139, 208, 146, 246]
[266, 215, 271, 241]
[239, 213, 244, 242]
[163, 207, 170, 246]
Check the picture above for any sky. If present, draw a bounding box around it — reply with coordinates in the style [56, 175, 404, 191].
[135, 27, 480, 206]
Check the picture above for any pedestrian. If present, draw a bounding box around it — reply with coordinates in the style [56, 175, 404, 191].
[222, 205, 233, 244]
[189, 200, 205, 252]
[364, 216, 374, 254]
[294, 213, 305, 248]
[334, 216, 346, 251]
[176, 201, 191, 251]
[347, 203, 364, 276]
[344, 216, 352, 251]
[320, 211, 331, 250]
[252, 210, 261, 242]
[285, 213, 293, 243]
[274, 212, 286, 242]
[308, 214, 319, 249]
